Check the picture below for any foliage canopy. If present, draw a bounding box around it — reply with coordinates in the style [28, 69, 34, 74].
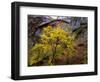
[28, 25, 76, 66]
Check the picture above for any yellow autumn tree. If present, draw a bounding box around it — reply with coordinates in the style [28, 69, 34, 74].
[28, 25, 75, 66]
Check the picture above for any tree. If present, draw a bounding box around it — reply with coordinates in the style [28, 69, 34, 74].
[28, 25, 75, 66]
